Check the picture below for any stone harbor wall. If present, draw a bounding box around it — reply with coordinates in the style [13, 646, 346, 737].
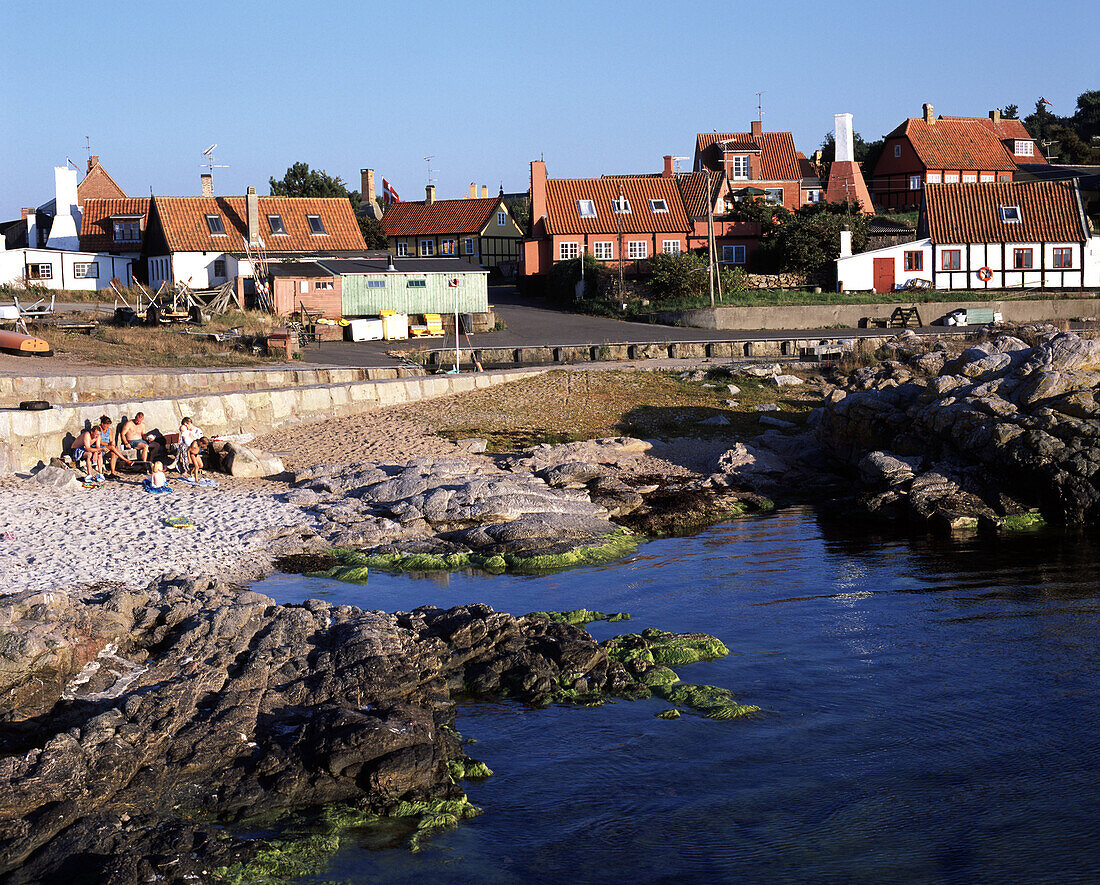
[0, 369, 541, 474]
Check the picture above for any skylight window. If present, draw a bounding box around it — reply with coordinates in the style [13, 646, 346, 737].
[577, 200, 597, 218]
[1000, 205, 1022, 223]
[268, 214, 287, 235]
[649, 199, 668, 213]
[611, 198, 631, 214]
[205, 214, 226, 235]
[307, 214, 326, 234]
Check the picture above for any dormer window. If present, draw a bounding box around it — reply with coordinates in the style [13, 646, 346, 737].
[731, 155, 750, 180]
[1000, 205, 1022, 223]
[307, 215, 326, 234]
[611, 198, 631, 214]
[577, 200, 597, 218]
[649, 199, 668, 213]
[112, 217, 141, 243]
[1014, 140, 1034, 157]
[267, 214, 287, 235]
[205, 214, 226, 235]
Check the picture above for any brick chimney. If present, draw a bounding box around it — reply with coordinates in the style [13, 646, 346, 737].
[425, 184, 436, 205]
[246, 186, 259, 246]
[469, 182, 477, 198]
[361, 168, 375, 202]
[751, 120, 762, 137]
[923, 103, 934, 124]
[662, 155, 674, 177]
[87, 154, 99, 172]
[481, 185, 488, 198]
[201, 173, 214, 197]
[989, 109, 1001, 126]
[530, 160, 548, 228]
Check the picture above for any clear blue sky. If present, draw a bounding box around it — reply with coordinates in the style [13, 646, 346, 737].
[1, 0, 1093, 219]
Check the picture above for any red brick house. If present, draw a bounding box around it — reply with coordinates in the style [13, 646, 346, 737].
[522, 160, 693, 277]
[672, 166, 760, 265]
[694, 121, 809, 209]
[870, 104, 1047, 210]
[79, 197, 150, 259]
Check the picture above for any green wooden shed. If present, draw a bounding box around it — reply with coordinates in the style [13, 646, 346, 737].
[318, 257, 489, 317]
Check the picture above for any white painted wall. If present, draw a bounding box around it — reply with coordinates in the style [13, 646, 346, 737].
[45, 167, 81, 250]
[1086, 237, 1100, 288]
[933, 242, 1087, 290]
[0, 248, 131, 290]
[836, 238, 932, 291]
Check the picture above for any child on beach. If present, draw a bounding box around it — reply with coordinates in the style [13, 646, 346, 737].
[142, 461, 172, 494]
[187, 438, 207, 481]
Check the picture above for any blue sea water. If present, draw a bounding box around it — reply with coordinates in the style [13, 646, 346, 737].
[256, 506, 1100, 884]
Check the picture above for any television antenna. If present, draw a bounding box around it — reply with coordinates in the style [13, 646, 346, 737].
[671, 155, 690, 173]
[85, 136, 92, 166]
[755, 91, 765, 125]
[424, 156, 438, 186]
[200, 144, 229, 177]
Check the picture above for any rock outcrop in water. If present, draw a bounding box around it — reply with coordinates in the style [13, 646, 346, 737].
[0, 577, 738, 883]
[813, 327, 1100, 529]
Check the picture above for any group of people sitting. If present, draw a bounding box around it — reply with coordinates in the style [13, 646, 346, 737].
[69, 413, 209, 487]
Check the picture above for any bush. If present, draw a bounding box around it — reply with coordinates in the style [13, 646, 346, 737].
[548, 254, 607, 302]
[647, 251, 709, 302]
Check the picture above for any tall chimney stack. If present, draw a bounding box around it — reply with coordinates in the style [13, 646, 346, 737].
[360, 168, 376, 202]
[246, 186, 259, 246]
[989, 109, 1001, 126]
[834, 113, 855, 163]
[201, 173, 214, 197]
[923, 103, 934, 124]
[425, 184, 436, 205]
[751, 120, 763, 137]
[480, 185, 488, 199]
[87, 154, 99, 172]
[469, 182, 477, 198]
[662, 155, 674, 177]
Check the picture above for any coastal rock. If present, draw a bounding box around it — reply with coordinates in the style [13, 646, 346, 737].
[221, 442, 285, 478]
[32, 465, 82, 489]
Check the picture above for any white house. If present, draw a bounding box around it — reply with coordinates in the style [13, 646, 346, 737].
[838, 180, 1098, 292]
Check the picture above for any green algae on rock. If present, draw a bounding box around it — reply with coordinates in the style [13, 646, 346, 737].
[997, 512, 1047, 531]
[525, 608, 631, 627]
[655, 682, 762, 720]
[447, 757, 495, 782]
[214, 832, 341, 884]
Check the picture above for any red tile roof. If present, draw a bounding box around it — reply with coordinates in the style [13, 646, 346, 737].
[152, 196, 365, 253]
[675, 171, 725, 219]
[888, 116, 1046, 171]
[696, 131, 802, 181]
[543, 176, 690, 235]
[922, 180, 1087, 244]
[381, 197, 503, 237]
[79, 198, 150, 252]
[78, 162, 127, 202]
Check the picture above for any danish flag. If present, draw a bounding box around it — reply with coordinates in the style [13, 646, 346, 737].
[383, 179, 400, 204]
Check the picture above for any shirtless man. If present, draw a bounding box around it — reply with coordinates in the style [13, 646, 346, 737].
[96, 416, 133, 477]
[70, 425, 103, 480]
[119, 412, 160, 462]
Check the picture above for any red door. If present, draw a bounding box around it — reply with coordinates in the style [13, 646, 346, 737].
[873, 257, 895, 294]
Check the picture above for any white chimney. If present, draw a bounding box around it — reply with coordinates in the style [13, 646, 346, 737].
[834, 113, 855, 163]
[46, 166, 80, 250]
[839, 229, 853, 258]
[22, 208, 36, 249]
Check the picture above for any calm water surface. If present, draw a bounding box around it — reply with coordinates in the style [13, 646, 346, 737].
[257, 506, 1100, 884]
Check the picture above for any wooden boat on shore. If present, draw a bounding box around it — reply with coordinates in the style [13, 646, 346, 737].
[0, 328, 52, 356]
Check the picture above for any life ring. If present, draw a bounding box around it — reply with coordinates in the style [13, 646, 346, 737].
[977, 266, 993, 282]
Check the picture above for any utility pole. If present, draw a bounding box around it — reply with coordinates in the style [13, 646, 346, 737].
[616, 183, 625, 301]
[706, 169, 715, 307]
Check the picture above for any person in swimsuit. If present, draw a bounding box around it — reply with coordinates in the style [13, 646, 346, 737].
[96, 416, 133, 477]
[70, 425, 103, 479]
[119, 411, 159, 462]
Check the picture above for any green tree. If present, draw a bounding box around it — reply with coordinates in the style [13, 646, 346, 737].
[269, 162, 388, 246]
[1072, 90, 1100, 142]
[765, 201, 869, 277]
[1001, 104, 1019, 119]
[506, 196, 531, 236]
[818, 130, 884, 179]
[647, 251, 710, 301]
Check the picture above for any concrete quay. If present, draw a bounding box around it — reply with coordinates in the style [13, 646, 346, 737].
[0, 368, 538, 474]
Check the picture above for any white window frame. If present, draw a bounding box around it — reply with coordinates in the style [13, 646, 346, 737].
[314, 280, 333, 290]
[611, 198, 631, 214]
[908, 175, 922, 190]
[722, 245, 746, 265]
[560, 242, 579, 260]
[205, 214, 226, 235]
[367, 279, 386, 288]
[805, 189, 822, 203]
[396, 241, 409, 257]
[925, 173, 942, 184]
[962, 173, 977, 183]
[944, 173, 960, 184]
[731, 155, 750, 180]
[1000, 205, 1022, 223]
[407, 279, 426, 288]
[419, 239, 435, 256]
[73, 261, 99, 279]
[28, 263, 53, 280]
[267, 214, 287, 235]
[593, 241, 612, 260]
[440, 238, 456, 255]
[577, 199, 597, 218]
[1053, 247, 1073, 269]
[980, 173, 995, 183]
[627, 241, 647, 260]
[464, 238, 476, 255]
[1015, 140, 1034, 157]
[497, 210, 506, 226]
[649, 199, 669, 213]
[662, 240, 681, 254]
[764, 188, 784, 204]
[307, 214, 327, 235]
